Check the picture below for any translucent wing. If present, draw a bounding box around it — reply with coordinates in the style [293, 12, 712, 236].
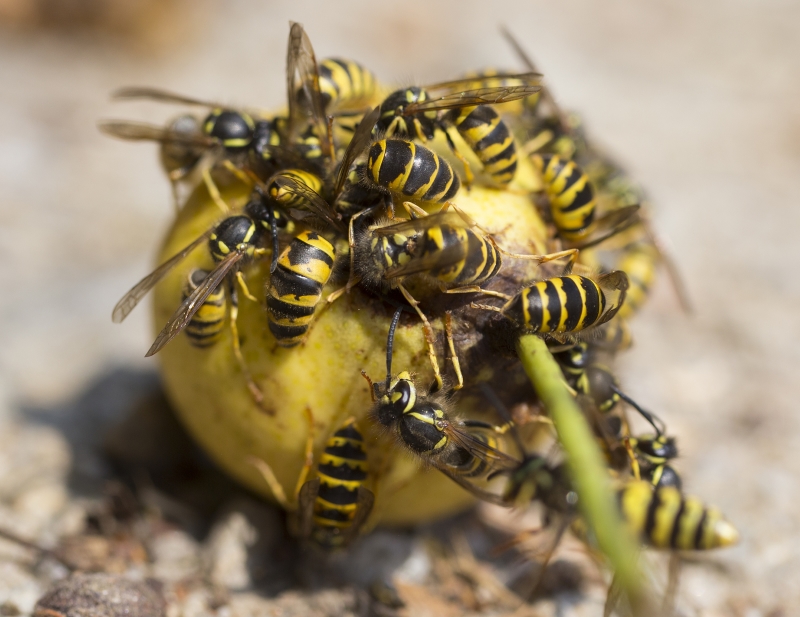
[145, 249, 245, 357]
[402, 85, 542, 116]
[333, 106, 381, 198]
[376, 212, 475, 280]
[112, 230, 212, 324]
[286, 22, 330, 156]
[297, 477, 320, 540]
[593, 270, 629, 328]
[431, 463, 510, 507]
[446, 422, 521, 471]
[98, 120, 215, 147]
[112, 86, 222, 108]
[269, 174, 343, 232]
[424, 71, 542, 92]
[342, 487, 375, 545]
[573, 204, 641, 251]
[372, 211, 468, 238]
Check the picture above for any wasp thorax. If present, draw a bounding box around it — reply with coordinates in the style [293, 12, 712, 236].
[209, 215, 257, 260]
[204, 110, 255, 152]
[399, 404, 447, 455]
[376, 87, 435, 140]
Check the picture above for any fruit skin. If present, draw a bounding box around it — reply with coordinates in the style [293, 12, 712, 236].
[152, 156, 547, 526]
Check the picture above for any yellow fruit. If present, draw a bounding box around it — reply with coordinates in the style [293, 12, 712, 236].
[152, 155, 551, 526]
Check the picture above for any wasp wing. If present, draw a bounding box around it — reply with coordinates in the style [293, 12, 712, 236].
[572, 205, 641, 251]
[446, 422, 521, 471]
[297, 477, 320, 540]
[112, 230, 212, 324]
[269, 174, 343, 232]
[375, 212, 479, 280]
[424, 72, 542, 92]
[98, 120, 215, 147]
[286, 22, 330, 157]
[430, 463, 509, 506]
[402, 85, 542, 116]
[342, 487, 375, 545]
[371, 211, 468, 237]
[145, 249, 244, 357]
[333, 106, 381, 198]
[112, 86, 223, 107]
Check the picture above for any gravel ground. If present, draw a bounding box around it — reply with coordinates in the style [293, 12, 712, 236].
[0, 1, 798, 615]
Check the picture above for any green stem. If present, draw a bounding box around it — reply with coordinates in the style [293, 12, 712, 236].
[516, 334, 644, 605]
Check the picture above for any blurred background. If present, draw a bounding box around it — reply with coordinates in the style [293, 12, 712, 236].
[0, 0, 798, 614]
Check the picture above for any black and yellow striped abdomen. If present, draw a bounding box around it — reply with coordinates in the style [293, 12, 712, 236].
[367, 139, 460, 205]
[416, 224, 502, 287]
[443, 431, 500, 479]
[618, 480, 739, 550]
[267, 169, 324, 209]
[503, 275, 607, 334]
[313, 419, 369, 532]
[532, 154, 596, 242]
[615, 243, 658, 320]
[448, 105, 518, 186]
[266, 230, 335, 347]
[182, 269, 226, 348]
[318, 58, 378, 109]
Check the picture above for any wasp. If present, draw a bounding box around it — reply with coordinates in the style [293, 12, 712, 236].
[365, 138, 462, 210]
[495, 271, 629, 340]
[297, 417, 375, 549]
[266, 230, 337, 347]
[531, 154, 641, 249]
[497, 412, 738, 557]
[179, 268, 264, 408]
[628, 433, 681, 491]
[181, 268, 226, 348]
[98, 87, 263, 212]
[372, 73, 541, 187]
[361, 309, 519, 503]
[311, 58, 380, 112]
[110, 203, 278, 407]
[251, 413, 374, 550]
[347, 203, 576, 389]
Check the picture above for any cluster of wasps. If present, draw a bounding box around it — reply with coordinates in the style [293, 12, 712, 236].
[102, 22, 737, 608]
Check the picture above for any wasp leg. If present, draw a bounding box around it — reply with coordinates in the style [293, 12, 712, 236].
[250, 456, 292, 510]
[249, 406, 315, 511]
[444, 312, 463, 391]
[202, 167, 230, 213]
[344, 208, 372, 293]
[398, 283, 443, 391]
[623, 437, 641, 481]
[294, 406, 316, 499]
[521, 129, 555, 156]
[226, 285, 267, 413]
[221, 159, 254, 187]
[470, 302, 505, 313]
[236, 271, 259, 303]
[443, 128, 474, 189]
[440, 283, 512, 301]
